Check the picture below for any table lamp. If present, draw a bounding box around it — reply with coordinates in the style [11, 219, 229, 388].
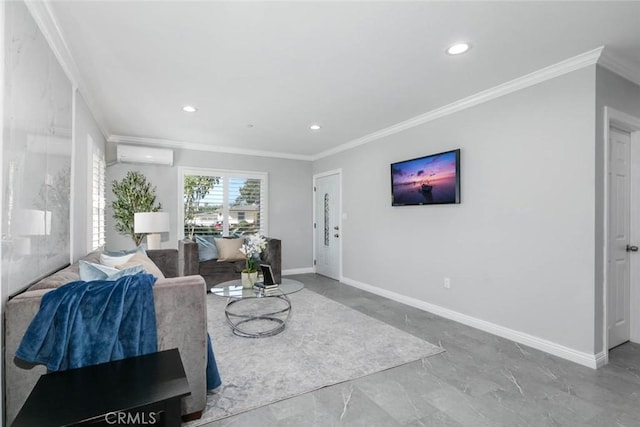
[13, 209, 52, 255]
[134, 212, 169, 250]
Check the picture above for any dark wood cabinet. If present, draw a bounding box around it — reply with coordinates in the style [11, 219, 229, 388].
[13, 349, 190, 427]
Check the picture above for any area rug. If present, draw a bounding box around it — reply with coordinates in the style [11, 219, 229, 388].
[186, 288, 444, 425]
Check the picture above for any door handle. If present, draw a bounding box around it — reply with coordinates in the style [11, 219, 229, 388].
[626, 244, 638, 252]
[334, 234, 340, 238]
[334, 226, 339, 230]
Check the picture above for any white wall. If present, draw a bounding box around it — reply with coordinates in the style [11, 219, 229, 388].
[106, 149, 313, 271]
[314, 66, 598, 354]
[594, 66, 640, 352]
[72, 92, 107, 262]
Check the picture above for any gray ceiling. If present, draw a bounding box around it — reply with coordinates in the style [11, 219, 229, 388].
[50, 1, 640, 158]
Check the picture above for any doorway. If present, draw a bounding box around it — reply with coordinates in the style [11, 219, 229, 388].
[608, 126, 632, 349]
[605, 107, 640, 362]
[313, 170, 342, 280]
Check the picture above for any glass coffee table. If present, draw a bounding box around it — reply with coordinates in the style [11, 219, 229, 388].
[210, 278, 304, 338]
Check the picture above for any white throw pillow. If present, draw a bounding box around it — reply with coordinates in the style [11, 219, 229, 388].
[100, 252, 136, 267]
[116, 252, 165, 279]
[79, 260, 144, 281]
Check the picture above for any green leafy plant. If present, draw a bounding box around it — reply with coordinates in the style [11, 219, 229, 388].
[235, 179, 261, 204]
[183, 175, 219, 239]
[111, 171, 162, 245]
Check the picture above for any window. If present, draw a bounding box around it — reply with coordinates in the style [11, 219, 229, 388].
[324, 193, 330, 246]
[179, 168, 268, 239]
[89, 136, 106, 250]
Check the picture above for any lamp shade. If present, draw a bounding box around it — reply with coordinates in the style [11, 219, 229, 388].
[15, 209, 52, 236]
[134, 212, 170, 233]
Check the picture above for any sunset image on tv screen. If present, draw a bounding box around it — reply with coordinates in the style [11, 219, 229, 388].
[391, 150, 459, 205]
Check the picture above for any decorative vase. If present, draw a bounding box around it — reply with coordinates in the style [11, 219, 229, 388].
[241, 271, 258, 288]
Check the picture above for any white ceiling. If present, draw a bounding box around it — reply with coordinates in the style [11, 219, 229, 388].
[49, 1, 640, 159]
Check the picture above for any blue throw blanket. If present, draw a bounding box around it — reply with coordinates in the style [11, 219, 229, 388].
[207, 334, 222, 390]
[16, 273, 157, 371]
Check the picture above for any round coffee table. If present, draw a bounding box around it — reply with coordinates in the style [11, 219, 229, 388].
[210, 278, 304, 338]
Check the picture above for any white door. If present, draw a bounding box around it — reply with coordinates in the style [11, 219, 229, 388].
[314, 173, 340, 279]
[609, 127, 633, 349]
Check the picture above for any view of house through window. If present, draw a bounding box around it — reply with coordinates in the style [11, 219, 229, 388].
[181, 168, 267, 239]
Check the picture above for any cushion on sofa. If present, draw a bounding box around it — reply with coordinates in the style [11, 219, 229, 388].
[116, 252, 165, 279]
[100, 252, 136, 267]
[83, 249, 103, 265]
[104, 245, 146, 257]
[214, 238, 244, 262]
[100, 245, 149, 267]
[79, 261, 144, 281]
[29, 249, 103, 291]
[28, 266, 80, 291]
[195, 235, 219, 262]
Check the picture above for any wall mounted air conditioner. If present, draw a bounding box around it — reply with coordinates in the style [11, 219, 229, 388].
[116, 144, 174, 166]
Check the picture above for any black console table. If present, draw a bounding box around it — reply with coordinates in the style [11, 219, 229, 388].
[13, 348, 190, 427]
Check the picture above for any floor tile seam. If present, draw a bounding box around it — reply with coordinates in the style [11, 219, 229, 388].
[304, 286, 445, 345]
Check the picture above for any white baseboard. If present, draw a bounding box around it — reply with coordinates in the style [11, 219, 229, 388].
[594, 351, 607, 369]
[282, 267, 315, 276]
[341, 276, 601, 369]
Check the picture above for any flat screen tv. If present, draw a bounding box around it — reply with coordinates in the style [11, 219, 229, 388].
[391, 149, 460, 206]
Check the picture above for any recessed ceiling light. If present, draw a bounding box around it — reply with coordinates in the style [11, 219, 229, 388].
[446, 42, 471, 55]
[310, 124, 321, 131]
[182, 105, 198, 113]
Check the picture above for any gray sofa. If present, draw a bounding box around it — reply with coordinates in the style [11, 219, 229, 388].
[4, 244, 208, 425]
[183, 237, 282, 290]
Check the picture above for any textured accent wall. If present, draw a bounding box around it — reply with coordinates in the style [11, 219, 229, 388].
[1, 1, 72, 297]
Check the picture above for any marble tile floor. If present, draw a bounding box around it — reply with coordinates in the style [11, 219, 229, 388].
[200, 274, 640, 427]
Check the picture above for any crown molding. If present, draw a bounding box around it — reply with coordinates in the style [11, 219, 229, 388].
[111, 47, 605, 163]
[312, 46, 605, 161]
[24, 0, 110, 139]
[598, 50, 640, 87]
[21, 4, 613, 164]
[108, 135, 314, 162]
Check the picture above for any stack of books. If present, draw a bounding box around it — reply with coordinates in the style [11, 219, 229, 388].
[253, 282, 279, 294]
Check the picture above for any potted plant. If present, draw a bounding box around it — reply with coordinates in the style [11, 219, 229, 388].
[239, 234, 267, 288]
[111, 171, 162, 245]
